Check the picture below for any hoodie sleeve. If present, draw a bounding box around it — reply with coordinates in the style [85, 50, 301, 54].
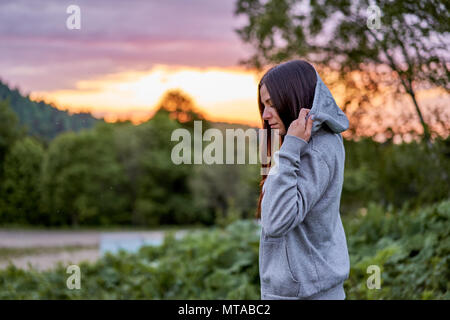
[261, 134, 331, 237]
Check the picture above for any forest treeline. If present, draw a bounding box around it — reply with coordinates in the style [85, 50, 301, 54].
[0, 85, 449, 227]
[0, 80, 100, 141]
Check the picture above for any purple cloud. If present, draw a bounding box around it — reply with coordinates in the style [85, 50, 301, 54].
[0, 0, 251, 92]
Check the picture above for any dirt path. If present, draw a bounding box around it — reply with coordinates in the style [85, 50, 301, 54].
[0, 229, 189, 271]
[0, 248, 100, 271]
[0, 230, 100, 248]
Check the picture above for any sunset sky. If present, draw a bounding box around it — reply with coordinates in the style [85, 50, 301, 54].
[1, 0, 448, 134]
[0, 0, 263, 125]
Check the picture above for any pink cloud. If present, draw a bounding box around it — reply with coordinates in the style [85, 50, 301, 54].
[0, 0, 251, 92]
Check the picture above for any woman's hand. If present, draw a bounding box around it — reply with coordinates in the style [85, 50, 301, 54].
[286, 108, 314, 142]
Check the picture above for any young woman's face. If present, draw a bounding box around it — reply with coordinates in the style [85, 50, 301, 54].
[260, 83, 287, 135]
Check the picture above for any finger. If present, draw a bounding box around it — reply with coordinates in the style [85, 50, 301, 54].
[305, 116, 313, 134]
[298, 108, 309, 120]
[298, 108, 309, 127]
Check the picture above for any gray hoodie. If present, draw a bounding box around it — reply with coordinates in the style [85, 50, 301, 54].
[259, 70, 350, 299]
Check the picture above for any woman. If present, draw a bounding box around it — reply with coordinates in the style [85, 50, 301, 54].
[256, 59, 350, 300]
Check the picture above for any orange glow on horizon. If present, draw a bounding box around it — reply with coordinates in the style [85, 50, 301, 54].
[29, 64, 263, 127]
[28, 65, 449, 136]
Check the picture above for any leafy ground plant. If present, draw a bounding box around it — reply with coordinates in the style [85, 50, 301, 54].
[0, 200, 448, 299]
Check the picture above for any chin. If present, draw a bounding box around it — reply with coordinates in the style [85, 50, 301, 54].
[272, 130, 286, 136]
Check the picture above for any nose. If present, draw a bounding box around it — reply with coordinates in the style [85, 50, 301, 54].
[262, 107, 272, 120]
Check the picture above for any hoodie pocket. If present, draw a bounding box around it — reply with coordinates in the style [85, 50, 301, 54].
[285, 236, 322, 297]
[260, 237, 299, 298]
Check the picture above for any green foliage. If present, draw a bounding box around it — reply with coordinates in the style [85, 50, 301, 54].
[190, 162, 260, 224]
[0, 81, 100, 142]
[345, 200, 450, 299]
[131, 112, 199, 225]
[0, 220, 261, 299]
[1, 82, 448, 227]
[0, 99, 22, 173]
[34, 110, 218, 227]
[0, 200, 448, 299]
[0, 88, 262, 227]
[0, 137, 44, 224]
[41, 125, 128, 226]
[1, 118, 448, 226]
[342, 136, 450, 211]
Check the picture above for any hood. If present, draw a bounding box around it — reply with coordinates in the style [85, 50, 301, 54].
[308, 70, 349, 135]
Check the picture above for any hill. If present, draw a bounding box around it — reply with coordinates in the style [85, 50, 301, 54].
[0, 80, 101, 141]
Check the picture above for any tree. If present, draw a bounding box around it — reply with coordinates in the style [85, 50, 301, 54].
[0, 80, 100, 141]
[234, 0, 449, 142]
[0, 137, 44, 224]
[133, 111, 198, 225]
[41, 127, 127, 226]
[154, 89, 209, 131]
[0, 99, 21, 174]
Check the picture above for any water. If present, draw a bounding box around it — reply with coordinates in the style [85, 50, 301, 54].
[99, 231, 187, 255]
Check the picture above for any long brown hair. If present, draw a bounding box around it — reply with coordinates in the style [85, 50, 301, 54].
[256, 59, 317, 219]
